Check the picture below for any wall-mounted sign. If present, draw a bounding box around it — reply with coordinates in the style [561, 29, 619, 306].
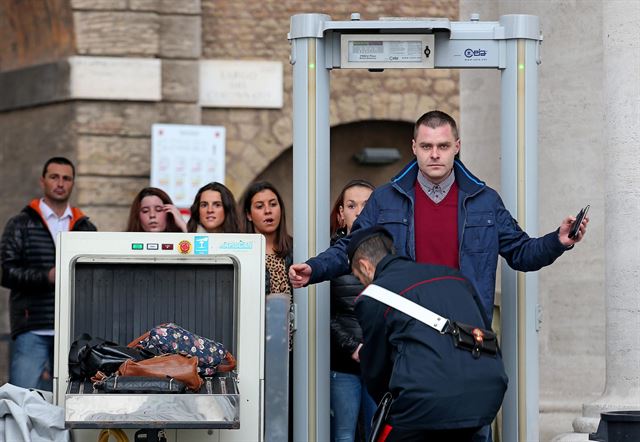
[69, 56, 161, 101]
[151, 124, 226, 209]
[199, 60, 283, 108]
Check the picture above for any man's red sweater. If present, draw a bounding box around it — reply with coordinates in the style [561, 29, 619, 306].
[414, 180, 459, 269]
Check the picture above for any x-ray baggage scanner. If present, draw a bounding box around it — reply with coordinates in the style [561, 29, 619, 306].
[53, 232, 289, 442]
[289, 13, 542, 442]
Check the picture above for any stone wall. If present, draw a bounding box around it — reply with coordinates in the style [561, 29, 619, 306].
[68, 1, 202, 230]
[0, 0, 76, 71]
[202, 0, 460, 196]
[1, 0, 460, 230]
[0, 1, 203, 231]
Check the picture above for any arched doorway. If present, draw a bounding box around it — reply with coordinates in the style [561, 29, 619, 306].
[247, 120, 414, 226]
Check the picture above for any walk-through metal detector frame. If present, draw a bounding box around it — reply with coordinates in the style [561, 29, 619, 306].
[289, 13, 542, 442]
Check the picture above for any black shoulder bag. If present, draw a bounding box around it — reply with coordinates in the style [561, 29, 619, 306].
[69, 333, 155, 380]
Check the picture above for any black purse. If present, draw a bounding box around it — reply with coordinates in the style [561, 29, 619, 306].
[368, 392, 393, 442]
[69, 333, 155, 380]
[449, 322, 499, 359]
[93, 375, 186, 394]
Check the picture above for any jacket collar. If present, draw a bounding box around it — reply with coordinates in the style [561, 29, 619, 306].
[391, 159, 485, 196]
[452, 159, 485, 196]
[27, 198, 87, 230]
[373, 254, 410, 280]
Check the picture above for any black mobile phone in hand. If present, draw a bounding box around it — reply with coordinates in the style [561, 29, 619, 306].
[569, 205, 590, 239]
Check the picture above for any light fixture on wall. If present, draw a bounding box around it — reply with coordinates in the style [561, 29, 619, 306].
[354, 147, 402, 165]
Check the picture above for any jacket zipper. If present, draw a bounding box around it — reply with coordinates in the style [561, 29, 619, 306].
[391, 181, 415, 259]
[458, 186, 484, 269]
[459, 195, 469, 269]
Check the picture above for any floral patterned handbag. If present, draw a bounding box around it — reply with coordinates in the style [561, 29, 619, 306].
[128, 323, 236, 376]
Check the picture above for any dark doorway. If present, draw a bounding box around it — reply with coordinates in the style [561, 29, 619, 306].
[246, 120, 414, 225]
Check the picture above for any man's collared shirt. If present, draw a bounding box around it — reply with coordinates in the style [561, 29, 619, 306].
[417, 170, 455, 204]
[35, 199, 72, 336]
[39, 199, 72, 247]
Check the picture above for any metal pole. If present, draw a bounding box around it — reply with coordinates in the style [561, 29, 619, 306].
[289, 13, 331, 442]
[500, 14, 541, 442]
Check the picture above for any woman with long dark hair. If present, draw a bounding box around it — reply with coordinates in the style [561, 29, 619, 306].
[187, 182, 240, 233]
[243, 180, 295, 440]
[243, 181, 293, 295]
[126, 187, 187, 232]
[329, 179, 377, 442]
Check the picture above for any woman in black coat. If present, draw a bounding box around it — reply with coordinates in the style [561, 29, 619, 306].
[329, 179, 376, 442]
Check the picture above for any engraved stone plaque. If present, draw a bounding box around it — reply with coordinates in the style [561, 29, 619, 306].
[69, 56, 161, 101]
[200, 60, 283, 109]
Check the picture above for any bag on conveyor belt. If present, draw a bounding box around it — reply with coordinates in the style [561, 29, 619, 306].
[128, 323, 236, 375]
[92, 373, 187, 394]
[118, 353, 203, 392]
[69, 333, 154, 380]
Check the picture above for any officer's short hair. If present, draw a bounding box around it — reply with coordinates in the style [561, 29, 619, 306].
[348, 226, 395, 268]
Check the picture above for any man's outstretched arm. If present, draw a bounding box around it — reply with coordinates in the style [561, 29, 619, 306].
[288, 193, 380, 288]
[289, 263, 312, 288]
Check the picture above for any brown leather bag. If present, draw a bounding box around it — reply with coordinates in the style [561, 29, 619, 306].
[118, 354, 203, 392]
[217, 351, 237, 373]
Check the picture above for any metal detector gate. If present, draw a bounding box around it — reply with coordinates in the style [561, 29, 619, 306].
[289, 13, 542, 442]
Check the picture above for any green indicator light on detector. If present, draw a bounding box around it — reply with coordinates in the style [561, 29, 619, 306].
[518, 64, 525, 70]
[309, 63, 316, 69]
[132, 243, 143, 250]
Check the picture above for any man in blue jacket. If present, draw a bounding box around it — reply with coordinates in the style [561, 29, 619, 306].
[290, 110, 589, 321]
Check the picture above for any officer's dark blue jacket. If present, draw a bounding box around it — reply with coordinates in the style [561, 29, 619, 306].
[354, 255, 508, 431]
[308, 159, 567, 319]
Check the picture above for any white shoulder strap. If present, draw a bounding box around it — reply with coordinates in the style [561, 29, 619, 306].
[361, 284, 449, 333]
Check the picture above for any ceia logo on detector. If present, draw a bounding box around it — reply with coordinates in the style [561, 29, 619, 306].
[464, 48, 487, 58]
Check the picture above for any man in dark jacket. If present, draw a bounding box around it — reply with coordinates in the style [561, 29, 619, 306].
[290, 110, 589, 321]
[0, 157, 97, 390]
[349, 226, 507, 442]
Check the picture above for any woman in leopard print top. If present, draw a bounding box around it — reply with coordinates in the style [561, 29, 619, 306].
[242, 181, 293, 297]
[243, 181, 294, 439]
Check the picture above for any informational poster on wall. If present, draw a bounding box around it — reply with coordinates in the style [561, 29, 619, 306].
[151, 124, 226, 209]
